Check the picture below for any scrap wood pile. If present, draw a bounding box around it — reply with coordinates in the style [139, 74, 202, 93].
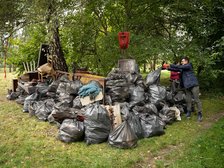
[7, 66, 187, 149]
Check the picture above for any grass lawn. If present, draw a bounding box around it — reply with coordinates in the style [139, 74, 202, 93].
[170, 117, 224, 168]
[0, 71, 224, 168]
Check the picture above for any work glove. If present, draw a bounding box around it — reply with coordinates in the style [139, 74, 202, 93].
[78, 83, 101, 100]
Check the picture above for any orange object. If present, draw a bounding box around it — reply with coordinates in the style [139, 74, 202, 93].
[162, 64, 169, 69]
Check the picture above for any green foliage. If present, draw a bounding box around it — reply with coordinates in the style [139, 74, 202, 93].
[8, 24, 47, 75]
[1, 0, 224, 91]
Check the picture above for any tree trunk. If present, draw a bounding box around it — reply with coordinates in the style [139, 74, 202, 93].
[51, 19, 68, 72]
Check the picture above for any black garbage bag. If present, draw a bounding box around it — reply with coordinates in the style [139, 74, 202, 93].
[29, 100, 44, 117]
[139, 113, 165, 138]
[58, 119, 84, 143]
[36, 82, 49, 97]
[23, 93, 39, 112]
[15, 95, 28, 105]
[145, 68, 161, 86]
[119, 102, 131, 120]
[132, 105, 145, 114]
[84, 103, 111, 145]
[129, 86, 145, 107]
[149, 85, 166, 104]
[173, 90, 186, 103]
[107, 86, 129, 103]
[69, 80, 83, 96]
[128, 112, 144, 139]
[106, 79, 127, 88]
[166, 91, 173, 103]
[48, 80, 60, 92]
[108, 120, 138, 149]
[48, 113, 60, 125]
[6, 89, 20, 100]
[51, 102, 80, 123]
[35, 99, 55, 121]
[46, 91, 57, 98]
[57, 95, 74, 107]
[57, 80, 82, 97]
[104, 95, 113, 105]
[58, 74, 70, 82]
[176, 104, 185, 114]
[107, 68, 126, 80]
[72, 96, 82, 109]
[136, 79, 147, 90]
[159, 105, 176, 124]
[144, 103, 158, 115]
[125, 72, 139, 84]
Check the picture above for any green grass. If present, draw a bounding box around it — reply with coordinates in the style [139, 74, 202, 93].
[0, 72, 224, 168]
[170, 117, 224, 168]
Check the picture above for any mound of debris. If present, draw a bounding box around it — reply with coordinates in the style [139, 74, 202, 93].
[7, 64, 187, 149]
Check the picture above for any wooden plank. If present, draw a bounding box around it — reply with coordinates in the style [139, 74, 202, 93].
[113, 104, 122, 129]
[104, 104, 122, 129]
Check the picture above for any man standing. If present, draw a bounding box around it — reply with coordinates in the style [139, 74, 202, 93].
[165, 57, 203, 121]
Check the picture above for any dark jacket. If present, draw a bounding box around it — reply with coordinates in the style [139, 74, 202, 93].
[169, 63, 198, 89]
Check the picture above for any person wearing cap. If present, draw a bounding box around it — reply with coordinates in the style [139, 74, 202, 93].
[164, 57, 203, 121]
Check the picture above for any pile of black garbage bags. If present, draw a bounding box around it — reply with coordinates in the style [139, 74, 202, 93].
[7, 67, 187, 149]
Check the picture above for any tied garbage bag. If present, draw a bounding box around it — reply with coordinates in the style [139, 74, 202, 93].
[125, 72, 139, 84]
[23, 92, 39, 112]
[51, 102, 79, 123]
[6, 89, 19, 100]
[57, 80, 82, 96]
[15, 95, 28, 105]
[145, 68, 161, 86]
[57, 95, 74, 107]
[29, 100, 44, 117]
[70, 80, 83, 95]
[149, 85, 166, 104]
[107, 68, 126, 80]
[129, 86, 145, 107]
[73, 96, 82, 109]
[173, 91, 186, 103]
[132, 105, 145, 114]
[35, 99, 55, 121]
[106, 79, 127, 87]
[78, 81, 101, 100]
[84, 103, 111, 145]
[58, 119, 84, 143]
[108, 86, 129, 102]
[139, 113, 165, 138]
[36, 82, 49, 97]
[159, 104, 176, 124]
[48, 80, 60, 92]
[128, 112, 143, 139]
[166, 91, 173, 103]
[144, 103, 158, 115]
[108, 120, 138, 149]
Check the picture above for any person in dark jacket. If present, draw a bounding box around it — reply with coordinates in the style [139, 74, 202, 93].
[165, 57, 202, 121]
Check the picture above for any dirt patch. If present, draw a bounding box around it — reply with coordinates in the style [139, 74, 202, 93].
[200, 112, 224, 129]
